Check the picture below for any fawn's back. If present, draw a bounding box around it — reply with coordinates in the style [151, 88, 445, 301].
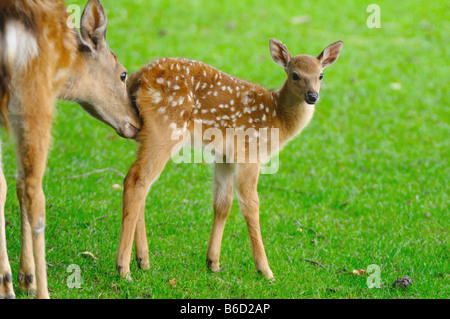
[129, 57, 283, 162]
[128, 39, 344, 163]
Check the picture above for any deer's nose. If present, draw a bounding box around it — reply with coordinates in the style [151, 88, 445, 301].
[306, 92, 319, 104]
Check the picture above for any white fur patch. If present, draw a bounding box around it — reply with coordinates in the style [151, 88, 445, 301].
[3, 20, 39, 72]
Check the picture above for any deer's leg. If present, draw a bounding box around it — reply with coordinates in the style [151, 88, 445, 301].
[235, 163, 273, 279]
[134, 204, 149, 270]
[0, 143, 15, 299]
[207, 162, 234, 272]
[12, 97, 53, 299]
[16, 179, 36, 295]
[117, 137, 174, 279]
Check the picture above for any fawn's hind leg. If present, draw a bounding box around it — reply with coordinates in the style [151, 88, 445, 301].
[235, 163, 273, 279]
[207, 162, 235, 272]
[117, 130, 181, 279]
[134, 204, 149, 270]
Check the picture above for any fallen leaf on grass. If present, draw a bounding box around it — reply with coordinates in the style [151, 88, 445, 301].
[168, 278, 177, 287]
[112, 184, 123, 191]
[226, 21, 236, 30]
[158, 29, 168, 37]
[290, 15, 311, 25]
[352, 269, 366, 276]
[80, 251, 98, 261]
[392, 276, 414, 288]
[390, 82, 402, 90]
[5, 220, 10, 227]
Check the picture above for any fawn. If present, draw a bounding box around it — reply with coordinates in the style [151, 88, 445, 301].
[117, 39, 343, 280]
[0, 0, 140, 299]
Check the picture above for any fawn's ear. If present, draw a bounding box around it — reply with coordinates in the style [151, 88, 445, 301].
[80, 0, 108, 51]
[317, 40, 343, 69]
[270, 38, 292, 70]
[127, 72, 142, 103]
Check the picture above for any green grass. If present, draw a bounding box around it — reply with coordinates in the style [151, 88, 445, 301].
[2, 0, 448, 299]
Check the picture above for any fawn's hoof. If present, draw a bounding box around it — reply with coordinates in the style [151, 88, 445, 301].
[136, 256, 150, 271]
[206, 259, 223, 273]
[257, 268, 274, 280]
[117, 265, 133, 282]
[18, 271, 37, 296]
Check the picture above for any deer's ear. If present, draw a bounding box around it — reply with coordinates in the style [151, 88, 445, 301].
[317, 40, 343, 69]
[80, 0, 108, 51]
[270, 39, 292, 70]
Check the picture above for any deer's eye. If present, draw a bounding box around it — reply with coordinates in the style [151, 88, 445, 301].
[292, 72, 300, 81]
[120, 72, 127, 83]
[319, 73, 323, 81]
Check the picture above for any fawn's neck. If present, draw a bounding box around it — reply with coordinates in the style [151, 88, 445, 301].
[272, 82, 316, 146]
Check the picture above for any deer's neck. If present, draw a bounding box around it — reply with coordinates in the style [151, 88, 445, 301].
[273, 82, 316, 145]
[57, 43, 87, 102]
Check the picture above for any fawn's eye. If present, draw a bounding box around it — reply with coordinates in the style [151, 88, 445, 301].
[319, 73, 323, 81]
[120, 72, 127, 83]
[292, 72, 300, 81]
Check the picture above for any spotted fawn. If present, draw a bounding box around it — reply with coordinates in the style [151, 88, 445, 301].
[117, 38, 343, 280]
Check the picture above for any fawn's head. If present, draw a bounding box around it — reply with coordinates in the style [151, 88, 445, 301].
[75, 0, 140, 138]
[270, 39, 343, 105]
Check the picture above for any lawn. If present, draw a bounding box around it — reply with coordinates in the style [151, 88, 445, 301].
[2, 0, 448, 299]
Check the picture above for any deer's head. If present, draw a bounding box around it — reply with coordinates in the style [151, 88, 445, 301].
[74, 0, 140, 138]
[270, 39, 343, 105]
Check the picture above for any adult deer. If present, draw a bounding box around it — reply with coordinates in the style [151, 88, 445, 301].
[117, 39, 343, 280]
[0, 0, 140, 299]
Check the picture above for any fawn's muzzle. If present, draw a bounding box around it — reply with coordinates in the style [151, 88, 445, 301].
[120, 120, 141, 139]
[305, 92, 319, 104]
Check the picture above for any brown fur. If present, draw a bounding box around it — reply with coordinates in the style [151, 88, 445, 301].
[0, 0, 140, 299]
[117, 39, 343, 280]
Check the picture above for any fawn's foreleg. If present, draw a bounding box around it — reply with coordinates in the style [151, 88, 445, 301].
[235, 163, 273, 279]
[117, 134, 175, 279]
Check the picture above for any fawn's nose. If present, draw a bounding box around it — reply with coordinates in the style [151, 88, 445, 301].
[305, 92, 319, 104]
